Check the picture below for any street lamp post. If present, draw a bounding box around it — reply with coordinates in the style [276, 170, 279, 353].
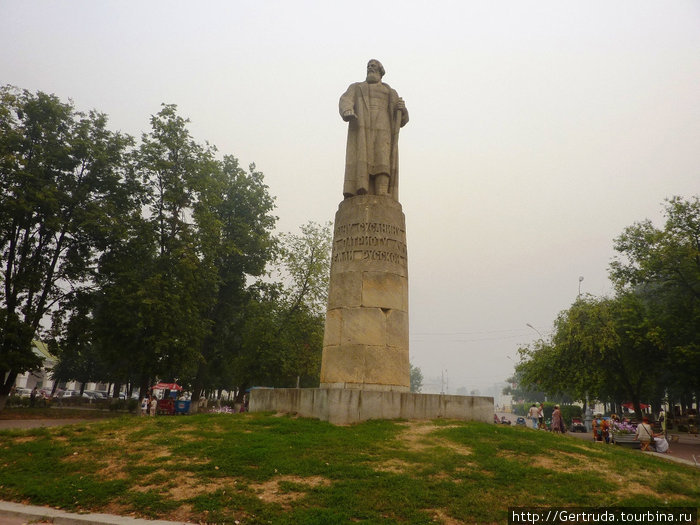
[526, 323, 543, 339]
[525, 324, 547, 402]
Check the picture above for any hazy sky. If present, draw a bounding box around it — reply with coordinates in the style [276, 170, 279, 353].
[2, 1, 699, 394]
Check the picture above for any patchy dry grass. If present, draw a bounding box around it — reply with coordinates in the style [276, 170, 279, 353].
[0, 413, 698, 524]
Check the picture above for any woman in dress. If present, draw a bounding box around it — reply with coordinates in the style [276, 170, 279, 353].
[551, 405, 566, 433]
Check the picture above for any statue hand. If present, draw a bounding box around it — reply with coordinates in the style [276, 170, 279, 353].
[396, 98, 406, 111]
[342, 110, 357, 121]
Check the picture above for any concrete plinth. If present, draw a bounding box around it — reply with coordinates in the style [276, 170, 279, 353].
[321, 195, 409, 391]
[249, 388, 494, 426]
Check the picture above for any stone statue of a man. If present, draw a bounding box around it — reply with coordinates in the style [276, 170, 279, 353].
[339, 59, 409, 201]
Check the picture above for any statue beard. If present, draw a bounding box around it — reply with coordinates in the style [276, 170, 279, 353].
[366, 71, 381, 84]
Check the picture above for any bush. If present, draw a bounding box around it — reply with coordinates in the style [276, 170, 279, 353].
[6, 395, 29, 408]
[108, 399, 126, 411]
[512, 403, 528, 416]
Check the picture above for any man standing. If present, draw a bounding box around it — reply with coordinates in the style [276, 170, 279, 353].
[339, 59, 409, 200]
[658, 409, 666, 437]
[528, 403, 539, 429]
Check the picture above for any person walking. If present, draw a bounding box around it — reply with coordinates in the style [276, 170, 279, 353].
[551, 405, 566, 433]
[528, 404, 539, 429]
[537, 402, 545, 430]
[149, 396, 157, 417]
[658, 409, 667, 437]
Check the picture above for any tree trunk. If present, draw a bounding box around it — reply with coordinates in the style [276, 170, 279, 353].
[139, 376, 151, 402]
[234, 384, 248, 404]
[0, 371, 19, 412]
[1, 370, 18, 397]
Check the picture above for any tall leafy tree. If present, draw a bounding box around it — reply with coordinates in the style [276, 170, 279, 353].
[191, 157, 277, 402]
[272, 221, 332, 387]
[0, 86, 132, 409]
[50, 102, 278, 400]
[230, 221, 332, 396]
[81, 104, 226, 396]
[610, 195, 700, 407]
[518, 294, 665, 418]
[516, 196, 699, 416]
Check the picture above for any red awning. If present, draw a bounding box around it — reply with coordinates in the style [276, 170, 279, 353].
[621, 402, 649, 410]
[153, 382, 182, 391]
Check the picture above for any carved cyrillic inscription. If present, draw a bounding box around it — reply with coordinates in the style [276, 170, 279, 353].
[332, 221, 407, 267]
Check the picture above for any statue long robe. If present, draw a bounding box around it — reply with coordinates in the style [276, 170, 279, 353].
[339, 81, 409, 201]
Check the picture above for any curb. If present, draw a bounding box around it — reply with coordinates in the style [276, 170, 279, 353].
[642, 450, 699, 467]
[0, 501, 196, 525]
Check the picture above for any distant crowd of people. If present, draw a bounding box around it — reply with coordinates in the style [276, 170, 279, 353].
[517, 403, 670, 453]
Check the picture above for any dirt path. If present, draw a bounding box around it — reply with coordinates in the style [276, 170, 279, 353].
[0, 419, 85, 430]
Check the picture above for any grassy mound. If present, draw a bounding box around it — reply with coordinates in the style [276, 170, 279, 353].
[0, 413, 698, 524]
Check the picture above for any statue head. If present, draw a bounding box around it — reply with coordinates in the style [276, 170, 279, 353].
[366, 59, 385, 83]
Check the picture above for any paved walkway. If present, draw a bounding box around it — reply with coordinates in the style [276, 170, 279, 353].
[0, 501, 193, 525]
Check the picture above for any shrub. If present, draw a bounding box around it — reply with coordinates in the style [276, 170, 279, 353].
[126, 399, 139, 413]
[561, 404, 582, 422]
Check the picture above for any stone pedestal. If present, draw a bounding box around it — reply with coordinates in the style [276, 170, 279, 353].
[320, 195, 409, 392]
[250, 388, 494, 426]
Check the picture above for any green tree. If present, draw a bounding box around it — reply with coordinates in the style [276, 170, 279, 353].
[517, 293, 667, 418]
[190, 157, 277, 403]
[231, 221, 332, 396]
[131, 104, 220, 386]
[516, 196, 699, 417]
[49, 102, 278, 402]
[410, 363, 423, 393]
[0, 86, 132, 410]
[502, 370, 547, 404]
[610, 195, 700, 409]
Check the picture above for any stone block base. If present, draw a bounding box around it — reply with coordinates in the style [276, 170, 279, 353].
[249, 388, 494, 426]
[322, 194, 410, 391]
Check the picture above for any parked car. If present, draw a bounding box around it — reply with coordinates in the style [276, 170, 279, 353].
[571, 417, 586, 432]
[58, 390, 82, 398]
[515, 416, 527, 426]
[13, 387, 32, 398]
[84, 390, 107, 400]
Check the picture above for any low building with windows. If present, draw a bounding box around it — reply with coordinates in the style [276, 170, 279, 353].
[13, 340, 57, 392]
